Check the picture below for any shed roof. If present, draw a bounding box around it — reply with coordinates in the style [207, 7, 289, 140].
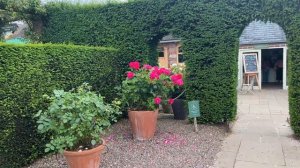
[160, 34, 180, 43]
[239, 20, 286, 45]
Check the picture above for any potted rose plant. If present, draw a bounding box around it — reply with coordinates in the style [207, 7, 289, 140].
[35, 83, 121, 168]
[171, 64, 187, 120]
[122, 61, 184, 140]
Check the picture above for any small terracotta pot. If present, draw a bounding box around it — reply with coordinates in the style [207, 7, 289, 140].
[128, 110, 158, 140]
[63, 139, 106, 168]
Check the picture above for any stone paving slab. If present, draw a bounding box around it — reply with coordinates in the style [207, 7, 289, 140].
[214, 90, 300, 168]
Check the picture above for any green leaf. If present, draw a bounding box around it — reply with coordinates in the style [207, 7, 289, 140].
[45, 148, 50, 153]
[91, 140, 96, 146]
[37, 124, 44, 130]
[34, 110, 42, 118]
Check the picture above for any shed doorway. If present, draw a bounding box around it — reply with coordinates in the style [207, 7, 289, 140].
[238, 20, 288, 90]
[261, 48, 283, 89]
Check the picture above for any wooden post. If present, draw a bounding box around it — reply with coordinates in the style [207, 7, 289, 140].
[194, 117, 198, 132]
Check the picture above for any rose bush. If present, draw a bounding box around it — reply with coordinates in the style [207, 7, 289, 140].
[170, 64, 186, 99]
[122, 61, 184, 111]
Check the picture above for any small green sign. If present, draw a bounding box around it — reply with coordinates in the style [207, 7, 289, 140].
[188, 100, 200, 118]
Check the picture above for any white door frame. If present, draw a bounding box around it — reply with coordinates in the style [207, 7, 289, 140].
[283, 46, 288, 90]
[238, 46, 288, 90]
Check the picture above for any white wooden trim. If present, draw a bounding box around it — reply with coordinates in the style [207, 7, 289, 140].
[283, 46, 288, 90]
[239, 45, 288, 90]
[238, 50, 243, 90]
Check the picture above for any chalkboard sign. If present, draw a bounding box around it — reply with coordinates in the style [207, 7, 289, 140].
[243, 53, 258, 73]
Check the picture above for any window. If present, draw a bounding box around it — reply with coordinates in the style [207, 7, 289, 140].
[178, 46, 184, 63]
[158, 47, 164, 57]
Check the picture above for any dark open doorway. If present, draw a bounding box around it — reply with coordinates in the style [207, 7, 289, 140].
[261, 48, 283, 89]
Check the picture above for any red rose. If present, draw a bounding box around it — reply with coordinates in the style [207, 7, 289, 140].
[154, 97, 161, 104]
[152, 66, 163, 75]
[168, 98, 174, 105]
[170, 74, 184, 86]
[160, 68, 171, 76]
[129, 61, 140, 70]
[150, 71, 160, 80]
[127, 71, 135, 79]
[171, 74, 183, 81]
[143, 64, 152, 70]
[175, 79, 184, 86]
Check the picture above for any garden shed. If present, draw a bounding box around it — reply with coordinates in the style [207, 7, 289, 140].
[238, 20, 288, 90]
[158, 35, 184, 68]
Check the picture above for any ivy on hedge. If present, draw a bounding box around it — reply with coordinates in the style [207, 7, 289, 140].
[0, 43, 120, 167]
[40, 0, 300, 136]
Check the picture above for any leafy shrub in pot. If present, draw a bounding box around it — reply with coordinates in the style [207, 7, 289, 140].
[35, 83, 121, 168]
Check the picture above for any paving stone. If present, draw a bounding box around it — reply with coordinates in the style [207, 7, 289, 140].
[220, 134, 242, 152]
[214, 151, 236, 168]
[236, 139, 285, 165]
[214, 90, 300, 168]
[235, 160, 288, 168]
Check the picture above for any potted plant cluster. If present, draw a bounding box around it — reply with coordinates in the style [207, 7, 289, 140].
[35, 83, 121, 168]
[170, 64, 187, 120]
[122, 61, 184, 140]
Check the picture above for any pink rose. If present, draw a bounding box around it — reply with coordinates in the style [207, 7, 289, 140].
[143, 64, 152, 70]
[168, 98, 174, 105]
[129, 61, 140, 70]
[127, 71, 135, 79]
[154, 97, 161, 104]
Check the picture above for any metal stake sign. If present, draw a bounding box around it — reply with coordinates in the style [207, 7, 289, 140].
[188, 100, 201, 132]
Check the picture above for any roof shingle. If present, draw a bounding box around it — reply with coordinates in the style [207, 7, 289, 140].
[239, 20, 286, 45]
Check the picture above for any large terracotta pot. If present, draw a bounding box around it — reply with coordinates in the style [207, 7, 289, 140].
[63, 139, 106, 168]
[128, 110, 158, 140]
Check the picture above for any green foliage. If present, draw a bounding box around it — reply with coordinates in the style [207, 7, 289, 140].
[35, 83, 121, 153]
[288, 15, 300, 137]
[41, 0, 300, 130]
[122, 62, 182, 111]
[0, 43, 120, 167]
[42, 0, 238, 123]
[0, 0, 46, 29]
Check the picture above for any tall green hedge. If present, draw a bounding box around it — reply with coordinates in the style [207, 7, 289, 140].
[288, 15, 300, 136]
[42, 0, 300, 129]
[41, 0, 246, 123]
[0, 43, 119, 167]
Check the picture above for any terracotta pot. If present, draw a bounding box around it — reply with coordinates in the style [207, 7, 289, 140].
[128, 110, 158, 140]
[63, 139, 106, 168]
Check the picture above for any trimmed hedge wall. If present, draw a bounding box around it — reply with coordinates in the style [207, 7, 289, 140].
[41, 0, 243, 123]
[41, 1, 300, 130]
[288, 16, 300, 136]
[0, 43, 119, 167]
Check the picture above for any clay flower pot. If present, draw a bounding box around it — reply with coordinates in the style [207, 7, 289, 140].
[128, 110, 158, 140]
[63, 139, 106, 168]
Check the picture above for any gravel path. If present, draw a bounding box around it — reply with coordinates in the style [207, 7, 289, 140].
[27, 114, 227, 168]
